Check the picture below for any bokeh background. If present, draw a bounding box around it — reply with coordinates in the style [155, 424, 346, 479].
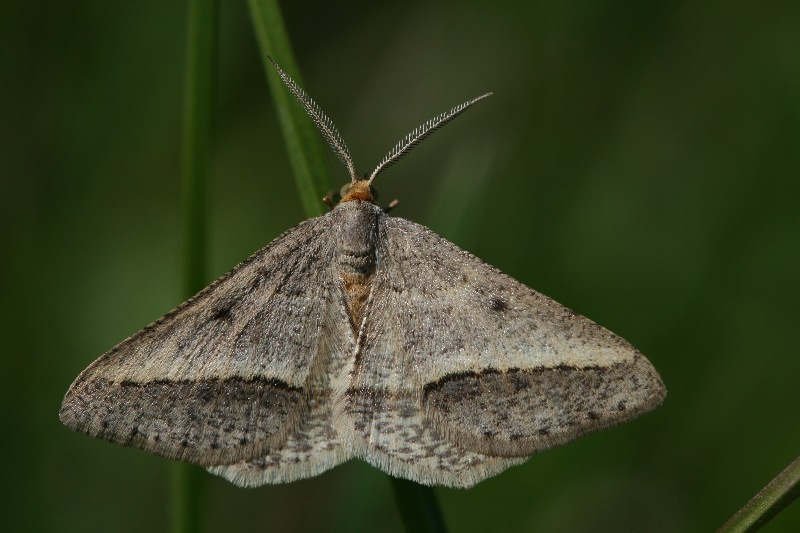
[2, 1, 799, 531]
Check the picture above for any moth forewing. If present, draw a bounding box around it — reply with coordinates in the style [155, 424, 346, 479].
[354, 216, 665, 465]
[60, 59, 665, 489]
[59, 217, 338, 467]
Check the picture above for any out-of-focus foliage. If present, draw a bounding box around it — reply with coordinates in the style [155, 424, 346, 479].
[1, 1, 799, 531]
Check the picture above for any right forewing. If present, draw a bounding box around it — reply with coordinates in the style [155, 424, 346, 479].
[357, 217, 665, 460]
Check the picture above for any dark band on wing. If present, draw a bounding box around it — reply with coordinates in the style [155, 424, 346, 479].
[422, 354, 666, 457]
[60, 375, 304, 466]
[344, 387, 420, 438]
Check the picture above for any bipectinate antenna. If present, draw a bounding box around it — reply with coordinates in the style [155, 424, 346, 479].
[270, 57, 492, 190]
[269, 57, 359, 183]
[368, 93, 492, 184]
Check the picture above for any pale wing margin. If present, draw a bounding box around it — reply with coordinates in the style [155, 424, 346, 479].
[60, 215, 337, 466]
[375, 217, 666, 458]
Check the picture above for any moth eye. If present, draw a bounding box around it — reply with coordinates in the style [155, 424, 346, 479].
[370, 186, 379, 200]
[340, 183, 352, 198]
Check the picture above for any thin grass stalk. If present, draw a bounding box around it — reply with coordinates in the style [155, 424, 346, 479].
[391, 478, 449, 533]
[247, 0, 334, 216]
[719, 455, 800, 532]
[172, 0, 218, 531]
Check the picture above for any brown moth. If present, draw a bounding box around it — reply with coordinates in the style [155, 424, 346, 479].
[60, 59, 666, 488]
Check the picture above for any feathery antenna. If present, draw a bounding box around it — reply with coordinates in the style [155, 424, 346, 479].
[368, 93, 492, 184]
[270, 57, 491, 188]
[268, 57, 358, 183]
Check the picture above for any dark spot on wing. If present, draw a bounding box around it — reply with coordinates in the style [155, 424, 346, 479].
[490, 297, 508, 312]
[210, 300, 235, 320]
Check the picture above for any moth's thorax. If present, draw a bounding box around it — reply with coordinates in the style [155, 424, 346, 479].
[332, 200, 381, 334]
[334, 200, 380, 279]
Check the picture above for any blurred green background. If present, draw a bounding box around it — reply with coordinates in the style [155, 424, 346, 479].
[2, 1, 799, 531]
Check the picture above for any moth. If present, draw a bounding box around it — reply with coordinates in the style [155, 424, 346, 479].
[60, 59, 666, 489]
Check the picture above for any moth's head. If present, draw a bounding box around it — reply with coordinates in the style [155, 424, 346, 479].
[340, 180, 378, 204]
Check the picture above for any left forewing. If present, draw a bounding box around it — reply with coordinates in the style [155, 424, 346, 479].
[60, 216, 341, 466]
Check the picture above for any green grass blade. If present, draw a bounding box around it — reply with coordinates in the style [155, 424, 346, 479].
[170, 465, 204, 533]
[181, 0, 217, 297]
[173, 0, 218, 531]
[391, 478, 449, 533]
[247, 0, 334, 217]
[719, 455, 800, 532]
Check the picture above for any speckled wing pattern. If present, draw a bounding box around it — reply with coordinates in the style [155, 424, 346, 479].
[59, 216, 348, 468]
[60, 203, 665, 489]
[344, 216, 665, 487]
